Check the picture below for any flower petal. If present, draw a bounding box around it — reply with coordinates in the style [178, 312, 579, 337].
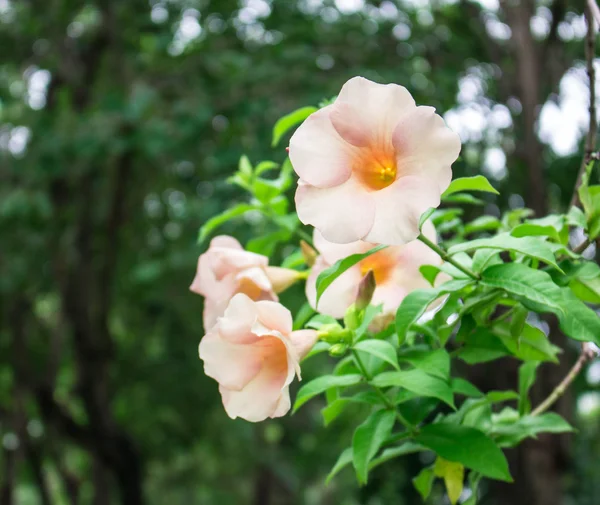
[393, 106, 460, 193]
[337, 77, 416, 135]
[313, 230, 369, 264]
[290, 329, 319, 361]
[295, 177, 375, 244]
[199, 332, 262, 391]
[254, 300, 294, 336]
[329, 101, 371, 147]
[363, 176, 440, 245]
[289, 105, 354, 188]
[219, 353, 289, 422]
[218, 293, 260, 344]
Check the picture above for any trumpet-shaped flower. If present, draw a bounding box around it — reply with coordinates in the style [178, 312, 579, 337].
[306, 221, 443, 319]
[190, 236, 299, 330]
[199, 294, 318, 422]
[289, 76, 461, 245]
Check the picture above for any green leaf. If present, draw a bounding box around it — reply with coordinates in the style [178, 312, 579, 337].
[395, 280, 474, 344]
[449, 235, 561, 271]
[492, 413, 574, 447]
[398, 349, 451, 380]
[293, 374, 362, 412]
[434, 457, 465, 505]
[451, 378, 484, 398]
[197, 203, 256, 243]
[567, 206, 587, 228]
[352, 409, 396, 484]
[326, 448, 353, 484]
[442, 175, 499, 198]
[354, 340, 399, 371]
[272, 106, 317, 147]
[443, 193, 485, 205]
[415, 424, 512, 481]
[456, 327, 510, 364]
[238, 154, 253, 176]
[464, 215, 501, 235]
[518, 361, 539, 415]
[372, 369, 455, 408]
[368, 442, 425, 471]
[486, 390, 520, 403]
[302, 341, 330, 360]
[493, 323, 560, 363]
[481, 263, 600, 345]
[315, 245, 387, 305]
[472, 249, 501, 273]
[413, 467, 435, 501]
[511, 223, 562, 243]
[253, 160, 279, 177]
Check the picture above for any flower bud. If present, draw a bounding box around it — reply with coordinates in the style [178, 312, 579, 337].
[264, 266, 302, 294]
[300, 240, 318, 267]
[317, 323, 352, 344]
[328, 343, 348, 357]
[355, 269, 376, 310]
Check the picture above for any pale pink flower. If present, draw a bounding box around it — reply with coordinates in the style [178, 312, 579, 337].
[306, 221, 443, 319]
[199, 293, 318, 422]
[289, 76, 461, 245]
[190, 236, 299, 330]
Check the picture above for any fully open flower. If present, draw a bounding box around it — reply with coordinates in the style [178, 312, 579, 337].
[199, 294, 318, 422]
[289, 76, 461, 245]
[306, 221, 443, 319]
[190, 236, 300, 330]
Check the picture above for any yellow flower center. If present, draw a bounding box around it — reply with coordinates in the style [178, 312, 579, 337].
[359, 249, 395, 284]
[354, 147, 397, 191]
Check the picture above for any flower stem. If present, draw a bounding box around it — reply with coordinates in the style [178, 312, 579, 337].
[351, 350, 415, 432]
[417, 233, 479, 280]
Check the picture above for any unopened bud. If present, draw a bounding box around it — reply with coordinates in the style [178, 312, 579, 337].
[300, 240, 318, 267]
[317, 324, 352, 344]
[356, 270, 376, 310]
[329, 343, 348, 357]
[265, 266, 302, 293]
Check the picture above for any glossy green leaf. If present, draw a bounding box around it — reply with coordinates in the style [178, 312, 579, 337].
[415, 424, 512, 481]
[352, 409, 396, 484]
[413, 467, 435, 501]
[326, 448, 353, 484]
[398, 348, 451, 380]
[197, 203, 256, 243]
[272, 106, 317, 147]
[518, 361, 539, 415]
[372, 369, 455, 407]
[442, 175, 499, 197]
[315, 245, 387, 305]
[354, 340, 399, 370]
[293, 374, 362, 412]
[451, 378, 484, 398]
[449, 235, 561, 271]
[395, 280, 474, 344]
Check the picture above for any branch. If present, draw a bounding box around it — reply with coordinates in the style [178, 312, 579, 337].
[570, 3, 598, 208]
[531, 344, 598, 416]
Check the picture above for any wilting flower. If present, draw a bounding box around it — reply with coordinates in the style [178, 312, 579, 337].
[190, 236, 300, 330]
[289, 76, 461, 245]
[199, 293, 318, 422]
[306, 221, 443, 319]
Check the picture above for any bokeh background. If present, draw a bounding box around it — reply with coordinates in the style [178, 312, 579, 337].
[1, 0, 600, 504]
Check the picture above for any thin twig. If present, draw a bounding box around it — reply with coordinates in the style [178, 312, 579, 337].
[588, 0, 600, 27]
[531, 344, 598, 416]
[573, 237, 592, 254]
[570, 3, 598, 209]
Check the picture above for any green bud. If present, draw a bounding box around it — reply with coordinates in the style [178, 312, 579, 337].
[328, 343, 348, 357]
[317, 324, 352, 344]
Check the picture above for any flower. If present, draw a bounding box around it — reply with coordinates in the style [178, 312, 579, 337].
[289, 76, 461, 245]
[199, 293, 318, 422]
[190, 235, 300, 330]
[306, 221, 443, 319]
